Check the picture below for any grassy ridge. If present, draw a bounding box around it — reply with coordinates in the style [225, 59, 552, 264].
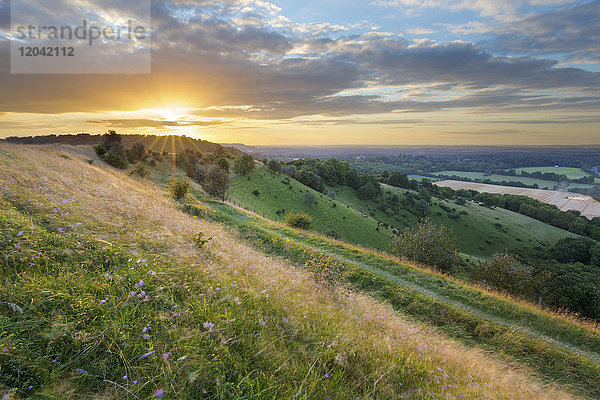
[205, 201, 600, 399]
[1, 144, 576, 399]
[229, 168, 394, 250]
[230, 167, 575, 258]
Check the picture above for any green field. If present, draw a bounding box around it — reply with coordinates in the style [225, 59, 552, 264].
[515, 166, 593, 179]
[432, 170, 595, 189]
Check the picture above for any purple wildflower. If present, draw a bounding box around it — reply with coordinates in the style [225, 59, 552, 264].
[203, 322, 215, 332]
[162, 352, 172, 361]
[16, 231, 23, 237]
[75, 368, 88, 374]
[154, 389, 164, 398]
[123, 375, 127, 380]
[139, 350, 155, 360]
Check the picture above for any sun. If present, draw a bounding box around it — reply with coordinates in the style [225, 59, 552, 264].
[153, 107, 193, 123]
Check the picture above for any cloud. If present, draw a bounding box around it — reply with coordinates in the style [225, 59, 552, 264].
[370, 0, 578, 20]
[87, 119, 226, 128]
[0, 0, 598, 125]
[489, 0, 600, 62]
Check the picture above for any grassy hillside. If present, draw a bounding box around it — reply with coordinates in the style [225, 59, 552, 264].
[229, 168, 394, 250]
[230, 169, 575, 259]
[204, 199, 600, 399]
[1, 144, 597, 399]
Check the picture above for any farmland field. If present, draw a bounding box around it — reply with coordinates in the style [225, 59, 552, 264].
[515, 166, 593, 179]
[435, 180, 600, 219]
[431, 170, 595, 189]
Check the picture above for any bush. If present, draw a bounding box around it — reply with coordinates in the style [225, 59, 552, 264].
[252, 189, 260, 196]
[304, 252, 344, 291]
[304, 191, 317, 204]
[127, 143, 146, 164]
[390, 218, 458, 273]
[194, 232, 212, 248]
[202, 166, 229, 201]
[326, 229, 341, 240]
[170, 177, 190, 200]
[472, 252, 536, 297]
[233, 154, 255, 175]
[285, 212, 313, 230]
[129, 163, 149, 178]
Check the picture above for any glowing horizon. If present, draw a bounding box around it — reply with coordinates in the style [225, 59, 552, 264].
[1, 0, 599, 145]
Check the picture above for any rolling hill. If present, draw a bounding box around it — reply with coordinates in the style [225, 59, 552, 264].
[1, 143, 599, 399]
[228, 167, 577, 259]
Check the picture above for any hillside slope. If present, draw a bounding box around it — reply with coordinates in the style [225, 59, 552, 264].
[0, 143, 592, 399]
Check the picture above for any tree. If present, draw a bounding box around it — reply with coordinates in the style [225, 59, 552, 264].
[390, 218, 458, 273]
[127, 143, 146, 164]
[215, 157, 230, 173]
[304, 191, 318, 204]
[233, 154, 254, 175]
[387, 172, 410, 189]
[358, 181, 381, 200]
[202, 166, 229, 201]
[472, 252, 535, 297]
[415, 199, 430, 216]
[550, 237, 596, 264]
[93, 130, 128, 169]
[267, 159, 281, 173]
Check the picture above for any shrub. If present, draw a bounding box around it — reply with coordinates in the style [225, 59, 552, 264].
[127, 143, 146, 164]
[390, 218, 458, 273]
[202, 166, 229, 201]
[194, 232, 212, 247]
[252, 189, 260, 196]
[129, 163, 149, 178]
[304, 252, 344, 291]
[170, 177, 190, 200]
[326, 229, 341, 240]
[285, 212, 313, 230]
[233, 154, 255, 175]
[304, 191, 317, 204]
[472, 252, 536, 297]
[102, 145, 129, 169]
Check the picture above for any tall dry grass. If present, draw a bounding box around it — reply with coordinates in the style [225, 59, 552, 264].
[0, 143, 580, 399]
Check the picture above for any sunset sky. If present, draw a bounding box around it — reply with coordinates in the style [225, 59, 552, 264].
[0, 0, 599, 145]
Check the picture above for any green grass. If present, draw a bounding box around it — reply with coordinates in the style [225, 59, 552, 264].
[0, 160, 479, 400]
[2, 144, 598, 399]
[204, 201, 600, 399]
[331, 184, 575, 258]
[229, 168, 394, 251]
[515, 167, 594, 180]
[432, 171, 595, 189]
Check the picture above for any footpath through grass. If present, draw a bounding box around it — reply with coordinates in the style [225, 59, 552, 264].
[2, 144, 574, 399]
[206, 200, 600, 399]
